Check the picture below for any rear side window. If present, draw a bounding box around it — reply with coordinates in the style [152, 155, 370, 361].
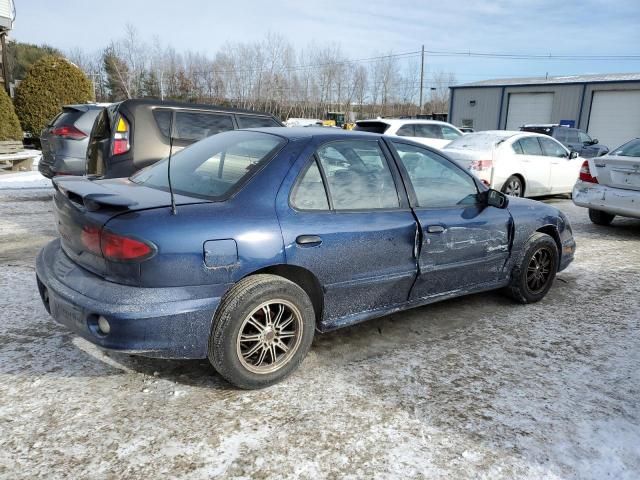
[176, 112, 234, 141]
[415, 124, 443, 139]
[152, 110, 235, 141]
[131, 131, 285, 200]
[236, 115, 281, 128]
[396, 124, 415, 136]
[512, 141, 524, 154]
[290, 160, 329, 210]
[519, 136, 543, 155]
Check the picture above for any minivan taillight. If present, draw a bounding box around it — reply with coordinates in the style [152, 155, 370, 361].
[81, 225, 154, 261]
[112, 115, 130, 156]
[51, 125, 87, 140]
[579, 160, 598, 183]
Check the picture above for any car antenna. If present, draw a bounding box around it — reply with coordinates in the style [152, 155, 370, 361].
[167, 112, 177, 215]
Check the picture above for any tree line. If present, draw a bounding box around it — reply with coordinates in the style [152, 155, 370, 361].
[11, 27, 456, 121]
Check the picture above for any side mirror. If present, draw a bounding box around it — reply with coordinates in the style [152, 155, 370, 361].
[569, 151, 579, 159]
[591, 138, 599, 145]
[485, 189, 509, 209]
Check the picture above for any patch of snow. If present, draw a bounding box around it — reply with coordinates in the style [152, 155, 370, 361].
[0, 171, 51, 190]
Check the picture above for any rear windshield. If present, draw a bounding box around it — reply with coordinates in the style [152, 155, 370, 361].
[131, 130, 286, 200]
[446, 132, 513, 150]
[611, 139, 640, 157]
[354, 121, 390, 134]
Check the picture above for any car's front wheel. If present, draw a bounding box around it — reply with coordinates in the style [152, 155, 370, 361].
[588, 208, 615, 226]
[208, 274, 315, 389]
[506, 232, 558, 304]
[501, 175, 524, 197]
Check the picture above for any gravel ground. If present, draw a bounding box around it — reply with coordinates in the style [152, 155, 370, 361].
[0, 188, 639, 479]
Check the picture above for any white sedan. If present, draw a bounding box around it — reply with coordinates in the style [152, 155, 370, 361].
[573, 138, 640, 225]
[354, 119, 463, 149]
[443, 131, 584, 198]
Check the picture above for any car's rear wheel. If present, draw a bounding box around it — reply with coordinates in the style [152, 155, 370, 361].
[501, 175, 524, 197]
[588, 208, 615, 226]
[208, 274, 315, 389]
[506, 232, 558, 304]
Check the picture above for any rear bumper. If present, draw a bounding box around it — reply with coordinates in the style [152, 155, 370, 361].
[572, 181, 640, 219]
[35, 239, 225, 359]
[39, 154, 86, 178]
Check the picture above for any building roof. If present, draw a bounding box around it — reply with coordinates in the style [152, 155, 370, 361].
[452, 72, 640, 89]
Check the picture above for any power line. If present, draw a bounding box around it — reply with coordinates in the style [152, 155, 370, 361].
[424, 49, 640, 61]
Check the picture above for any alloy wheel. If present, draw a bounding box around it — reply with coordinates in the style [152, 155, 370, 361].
[236, 299, 303, 374]
[504, 179, 522, 197]
[526, 247, 553, 294]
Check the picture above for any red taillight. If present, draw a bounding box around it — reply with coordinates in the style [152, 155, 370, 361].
[81, 226, 153, 261]
[579, 160, 598, 183]
[51, 125, 87, 140]
[111, 115, 130, 155]
[470, 159, 493, 171]
[101, 231, 153, 261]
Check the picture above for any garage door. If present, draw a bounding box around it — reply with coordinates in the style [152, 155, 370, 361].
[588, 90, 640, 150]
[506, 93, 554, 130]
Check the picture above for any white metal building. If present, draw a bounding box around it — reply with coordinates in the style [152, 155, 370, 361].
[449, 73, 640, 149]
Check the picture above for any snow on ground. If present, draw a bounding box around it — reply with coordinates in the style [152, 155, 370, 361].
[0, 171, 51, 190]
[0, 191, 638, 479]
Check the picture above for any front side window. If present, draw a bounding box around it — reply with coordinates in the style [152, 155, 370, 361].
[131, 131, 285, 200]
[316, 140, 399, 210]
[565, 129, 580, 143]
[392, 142, 478, 208]
[519, 136, 544, 156]
[578, 131, 592, 143]
[441, 125, 462, 140]
[539, 137, 568, 158]
[290, 160, 329, 210]
[236, 115, 281, 128]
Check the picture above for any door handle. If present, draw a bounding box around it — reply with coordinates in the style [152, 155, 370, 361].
[426, 225, 445, 234]
[296, 235, 322, 247]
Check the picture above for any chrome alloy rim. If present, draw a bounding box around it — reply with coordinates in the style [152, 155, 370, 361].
[504, 179, 522, 197]
[236, 299, 303, 374]
[526, 247, 553, 293]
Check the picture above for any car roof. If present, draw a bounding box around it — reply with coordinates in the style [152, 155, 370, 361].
[357, 118, 455, 127]
[247, 127, 381, 141]
[117, 98, 275, 117]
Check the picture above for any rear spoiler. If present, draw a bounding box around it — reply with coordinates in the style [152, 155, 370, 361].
[53, 177, 138, 211]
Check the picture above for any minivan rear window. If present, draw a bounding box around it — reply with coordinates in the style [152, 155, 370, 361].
[131, 130, 286, 200]
[236, 115, 281, 128]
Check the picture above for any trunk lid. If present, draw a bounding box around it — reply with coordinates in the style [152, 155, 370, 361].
[592, 155, 640, 192]
[53, 176, 209, 279]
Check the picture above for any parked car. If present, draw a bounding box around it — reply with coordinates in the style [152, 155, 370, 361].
[86, 99, 283, 178]
[39, 104, 109, 178]
[573, 138, 640, 225]
[36, 128, 575, 389]
[444, 131, 583, 197]
[520, 124, 609, 158]
[354, 119, 463, 149]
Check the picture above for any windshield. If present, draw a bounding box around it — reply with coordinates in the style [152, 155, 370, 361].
[445, 132, 513, 150]
[131, 130, 286, 200]
[610, 139, 640, 157]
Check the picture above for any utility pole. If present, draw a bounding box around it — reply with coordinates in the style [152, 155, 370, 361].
[419, 45, 425, 115]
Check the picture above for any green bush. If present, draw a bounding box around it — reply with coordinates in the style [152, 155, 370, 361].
[14, 55, 93, 136]
[0, 88, 23, 141]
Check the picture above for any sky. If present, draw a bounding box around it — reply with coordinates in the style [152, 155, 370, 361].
[10, 0, 640, 85]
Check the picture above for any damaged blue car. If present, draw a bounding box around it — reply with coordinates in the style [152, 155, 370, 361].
[36, 128, 575, 389]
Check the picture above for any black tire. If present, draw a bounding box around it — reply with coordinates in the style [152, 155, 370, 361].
[501, 175, 524, 197]
[208, 274, 315, 389]
[588, 208, 615, 226]
[506, 232, 558, 304]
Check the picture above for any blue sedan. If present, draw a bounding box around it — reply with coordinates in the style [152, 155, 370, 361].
[36, 128, 576, 388]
